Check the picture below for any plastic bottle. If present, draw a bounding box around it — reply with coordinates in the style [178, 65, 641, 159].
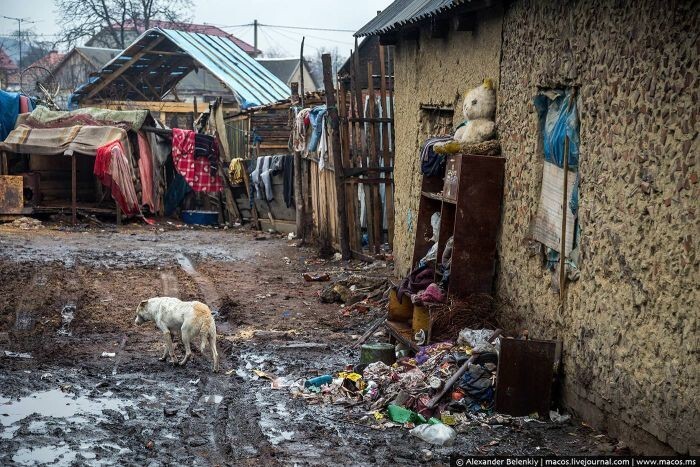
[304, 375, 332, 388]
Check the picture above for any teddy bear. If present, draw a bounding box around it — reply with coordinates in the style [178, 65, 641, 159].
[435, 79, 497, 153]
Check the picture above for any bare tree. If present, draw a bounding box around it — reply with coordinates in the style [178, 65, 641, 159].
[54, 0, 193, 48]
[306, 46, 346, 90]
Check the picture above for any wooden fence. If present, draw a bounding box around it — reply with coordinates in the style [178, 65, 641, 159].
[310, 46, 395, 257]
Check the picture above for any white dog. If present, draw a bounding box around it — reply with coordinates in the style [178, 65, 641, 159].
[134, 297, 219, 372]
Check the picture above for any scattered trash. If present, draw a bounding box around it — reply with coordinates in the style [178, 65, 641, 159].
[287, 232, 296, 240]
[332, 252, 343, 261]
[550, 410, 571, 423]
[189, 378, 200, 385]
[387, 404, 426, 425]
[163, 407, 178, 417]
[359, 343, 396, 365]
[101, 352, 116, 358]
[283, 257, 292, 264]
[304, 375, 332, 389]
[302, 273, 330, 282]
[3, 350, 33, 359]
[410, 423, 456, 446]
[11, 217, 43, 230]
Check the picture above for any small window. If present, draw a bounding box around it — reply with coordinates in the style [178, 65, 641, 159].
[529, 88, 581, 292]
[418, 104, 454, 137]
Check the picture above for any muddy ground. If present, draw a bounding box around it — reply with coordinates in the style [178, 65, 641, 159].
[0, 221, 622, 466]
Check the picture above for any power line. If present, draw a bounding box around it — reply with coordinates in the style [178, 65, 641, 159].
[260, 23, 356, 33]
[265, 25, 352, 47]
[212, 22, 356, 33]
[264, 26, 319, 53]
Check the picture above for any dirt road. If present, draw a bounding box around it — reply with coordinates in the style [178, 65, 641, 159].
[0, 222, 618, 465]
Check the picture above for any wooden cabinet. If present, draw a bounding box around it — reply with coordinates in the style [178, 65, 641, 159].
[413, 153, 505, 298]
[387, 153, 505, 348]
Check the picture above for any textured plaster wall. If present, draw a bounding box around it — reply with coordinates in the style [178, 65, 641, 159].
[391, 5, 503, 274]
[496, 0, 699, 455]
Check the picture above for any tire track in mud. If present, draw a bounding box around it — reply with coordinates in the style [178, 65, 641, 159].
[172, 252, 272, 464]
[14, 269, 50, 331]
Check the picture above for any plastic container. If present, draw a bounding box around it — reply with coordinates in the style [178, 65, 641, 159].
[388, 288, 413, 322]
[181, 210, 219, 226]
[412, 305, 430, 335]
[386, 404, 426, 424]
[360, 343, 396, 365]
[304, 375, 332, 388]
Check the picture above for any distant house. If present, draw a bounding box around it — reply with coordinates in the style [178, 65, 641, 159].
[4, 50, 65, 93]
[257, 58, 318, 91]
[51, 47, 121, 109]
[72, 27, 289, 127]
[337, 35, 391, 90]
[85, 20, 259, 57]
[0, 47, 18, 89]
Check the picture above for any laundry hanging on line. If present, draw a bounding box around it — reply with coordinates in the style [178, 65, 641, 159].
[94, 139, 141, 215]
[171, 128, 223, 193]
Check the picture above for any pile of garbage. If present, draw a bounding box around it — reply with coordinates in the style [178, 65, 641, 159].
[11, 217, 43, 230]
[289, 329, 503, 445]
[318, 273, 388, 306]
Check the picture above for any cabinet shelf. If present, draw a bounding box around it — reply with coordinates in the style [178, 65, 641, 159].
[421, 191, 456, 204]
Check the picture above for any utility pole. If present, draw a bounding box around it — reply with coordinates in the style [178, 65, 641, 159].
[253, 19, 258, 56]
[1, 16, 36, 70]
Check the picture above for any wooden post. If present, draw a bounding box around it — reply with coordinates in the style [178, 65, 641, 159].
[291, 80, 306, 240]
[322, 53, 351, 260]
[192, 97, 199, 130]
[559, 135, 570, 300]
[71, 152, 77, 225]
[378, 45, 395, 249]
[299, 38, 305, 107]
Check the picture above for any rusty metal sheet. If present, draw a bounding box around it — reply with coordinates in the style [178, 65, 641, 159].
[495, 338, 557, 417]
[0, 176, 24, 214]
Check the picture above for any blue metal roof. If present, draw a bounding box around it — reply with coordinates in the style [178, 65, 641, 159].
[72, 28, 289, 107]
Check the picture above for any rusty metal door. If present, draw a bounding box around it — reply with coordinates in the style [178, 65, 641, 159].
[0, 176, 24, 214]
[495, 338, 558, 417]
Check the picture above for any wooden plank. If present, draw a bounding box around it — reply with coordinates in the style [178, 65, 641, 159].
[80, 100, 237, 114]
[71, 153, 77, 225]
[338, 79, 358, 252]
[379, 45, 395, 249]
[85, 36, 166, 99]
[559, 136, 570, 300]
[323, 54, 351, 259]
[367, 60, 382, 253]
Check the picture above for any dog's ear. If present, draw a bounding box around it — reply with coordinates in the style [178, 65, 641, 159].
[137, 299, 148, 310]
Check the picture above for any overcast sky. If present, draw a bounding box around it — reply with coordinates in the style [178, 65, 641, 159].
[0, 0, 393, 58]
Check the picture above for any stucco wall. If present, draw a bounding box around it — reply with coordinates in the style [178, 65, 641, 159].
[496, 0, 699, 455]
[391, 5, 503, 274]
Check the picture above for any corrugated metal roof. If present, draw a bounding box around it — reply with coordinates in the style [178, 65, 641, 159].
[355, 0, 469, 37]
[73, 28, 288, 107]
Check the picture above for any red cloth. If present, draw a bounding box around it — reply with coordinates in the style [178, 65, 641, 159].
[137, 131, 155, 212]
[94, 139, 140, 215]
[171, 128, 223, 193]
[19, 95, 29, 114]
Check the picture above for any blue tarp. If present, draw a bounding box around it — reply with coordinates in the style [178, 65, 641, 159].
[534, 89, 580, 171]
[0, 90, 20, 141]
